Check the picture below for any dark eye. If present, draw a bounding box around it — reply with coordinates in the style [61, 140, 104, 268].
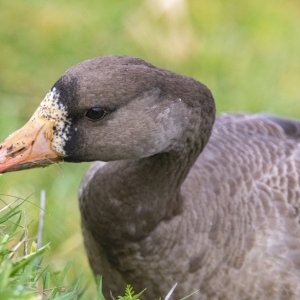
[85, 107, 108, 121]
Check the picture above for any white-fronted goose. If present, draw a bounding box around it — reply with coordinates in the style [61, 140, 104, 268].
[1, 56, 300, 299]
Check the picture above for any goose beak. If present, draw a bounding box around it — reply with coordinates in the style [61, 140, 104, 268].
[0, 115, 62, 174]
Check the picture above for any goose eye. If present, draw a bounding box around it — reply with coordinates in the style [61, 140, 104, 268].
[85, 107, 107, 121]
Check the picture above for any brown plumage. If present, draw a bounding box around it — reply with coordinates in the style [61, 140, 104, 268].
[1, 56, 300, 299]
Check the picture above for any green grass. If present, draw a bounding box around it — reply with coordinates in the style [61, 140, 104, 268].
[0, 199, 156, 299]
[0, 196, 197, 299]
[1, 0, 300, 298]
[0, 196, 83, 299]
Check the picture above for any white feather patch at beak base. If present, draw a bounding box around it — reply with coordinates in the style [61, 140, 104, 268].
[34, 87, 71, 156]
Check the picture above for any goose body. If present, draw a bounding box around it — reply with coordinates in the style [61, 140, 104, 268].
[80, 113, 300, 299]
[0, 56, 300, 299]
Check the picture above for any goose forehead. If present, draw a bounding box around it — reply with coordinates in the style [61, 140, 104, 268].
[36, 88, 68, 121]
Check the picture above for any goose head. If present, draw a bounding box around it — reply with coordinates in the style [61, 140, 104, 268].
[0, 56, 215, 173]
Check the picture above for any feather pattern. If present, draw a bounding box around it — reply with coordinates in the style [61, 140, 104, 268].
[80, 112, 300, 299]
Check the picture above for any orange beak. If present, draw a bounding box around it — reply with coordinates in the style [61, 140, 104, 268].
[0, 115, 62, 173]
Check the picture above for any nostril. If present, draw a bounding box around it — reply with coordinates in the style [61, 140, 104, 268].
[6, 144, 26, 158]
[9, 147, 26, 158]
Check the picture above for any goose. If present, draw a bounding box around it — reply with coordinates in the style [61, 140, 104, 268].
[1, 56, 300, 300]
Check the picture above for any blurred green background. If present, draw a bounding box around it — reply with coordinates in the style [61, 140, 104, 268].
[1, 0, 300, 298]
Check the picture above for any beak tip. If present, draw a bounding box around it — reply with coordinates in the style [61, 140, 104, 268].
[0, 116, 63, 174]
[0, 145, 12, 173]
